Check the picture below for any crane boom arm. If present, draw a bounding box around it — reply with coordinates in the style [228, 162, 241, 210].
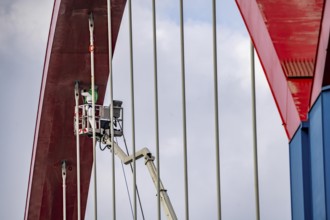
[103, 137, 177, 220]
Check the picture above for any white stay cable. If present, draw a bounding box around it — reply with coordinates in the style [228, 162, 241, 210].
[212, 0, 222, 219]
[106, 0, 116, 219]
[127, 0, 137, 219]
[151, 0, 161, 219]
[88, 13, 98, 220]
[62, 161, 67, 220]
[74, 82, 81, 220]
[251, 41, 261, 220]
[179, 0, 189, 219]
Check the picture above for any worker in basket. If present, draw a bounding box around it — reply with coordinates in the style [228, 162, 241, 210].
[81, 86, 99, 130]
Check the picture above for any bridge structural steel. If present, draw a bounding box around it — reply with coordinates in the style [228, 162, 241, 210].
[25, 0, 330, 219]
[236, 0, 330, 219]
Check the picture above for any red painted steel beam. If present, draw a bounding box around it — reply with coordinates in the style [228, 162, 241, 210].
[255, 0, 323, 122]
[311, 0, 330, 105]
[235, 0, 301, 139]
[24, 0, 126, 219]
[257, 1, 323, 60]
[236, 0, 324, 139]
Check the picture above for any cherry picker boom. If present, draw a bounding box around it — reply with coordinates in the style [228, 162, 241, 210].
[74, 83, 177, 220]
[102, 136, 178, 220]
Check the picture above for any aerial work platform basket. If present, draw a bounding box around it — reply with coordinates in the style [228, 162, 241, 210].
[74, 101, 123, 137]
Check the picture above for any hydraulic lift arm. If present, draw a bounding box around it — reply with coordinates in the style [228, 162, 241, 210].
[74, 92, 176, 219]
[102, 136, 178, 220]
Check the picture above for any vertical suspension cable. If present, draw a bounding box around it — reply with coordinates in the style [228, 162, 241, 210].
[151, 0, 161, 219]
[119, 124, 146, 220]
[179, 0, 189, 219]
[127, 0, 137, 219]
[212, 0, 222, 219]
[115, 136, 135, 219]
[121, 161, 135, 219]
[61, 161, 67, 220]
[88, 13, 98, 220]
[251, 41, 261, 220]
[74, 82, 81, 220]
[107, 0, 116, 219]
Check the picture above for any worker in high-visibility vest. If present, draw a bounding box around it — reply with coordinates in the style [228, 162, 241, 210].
[81, 87, 99, 130]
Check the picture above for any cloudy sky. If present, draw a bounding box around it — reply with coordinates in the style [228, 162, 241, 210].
[0, 0, 291, 219]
